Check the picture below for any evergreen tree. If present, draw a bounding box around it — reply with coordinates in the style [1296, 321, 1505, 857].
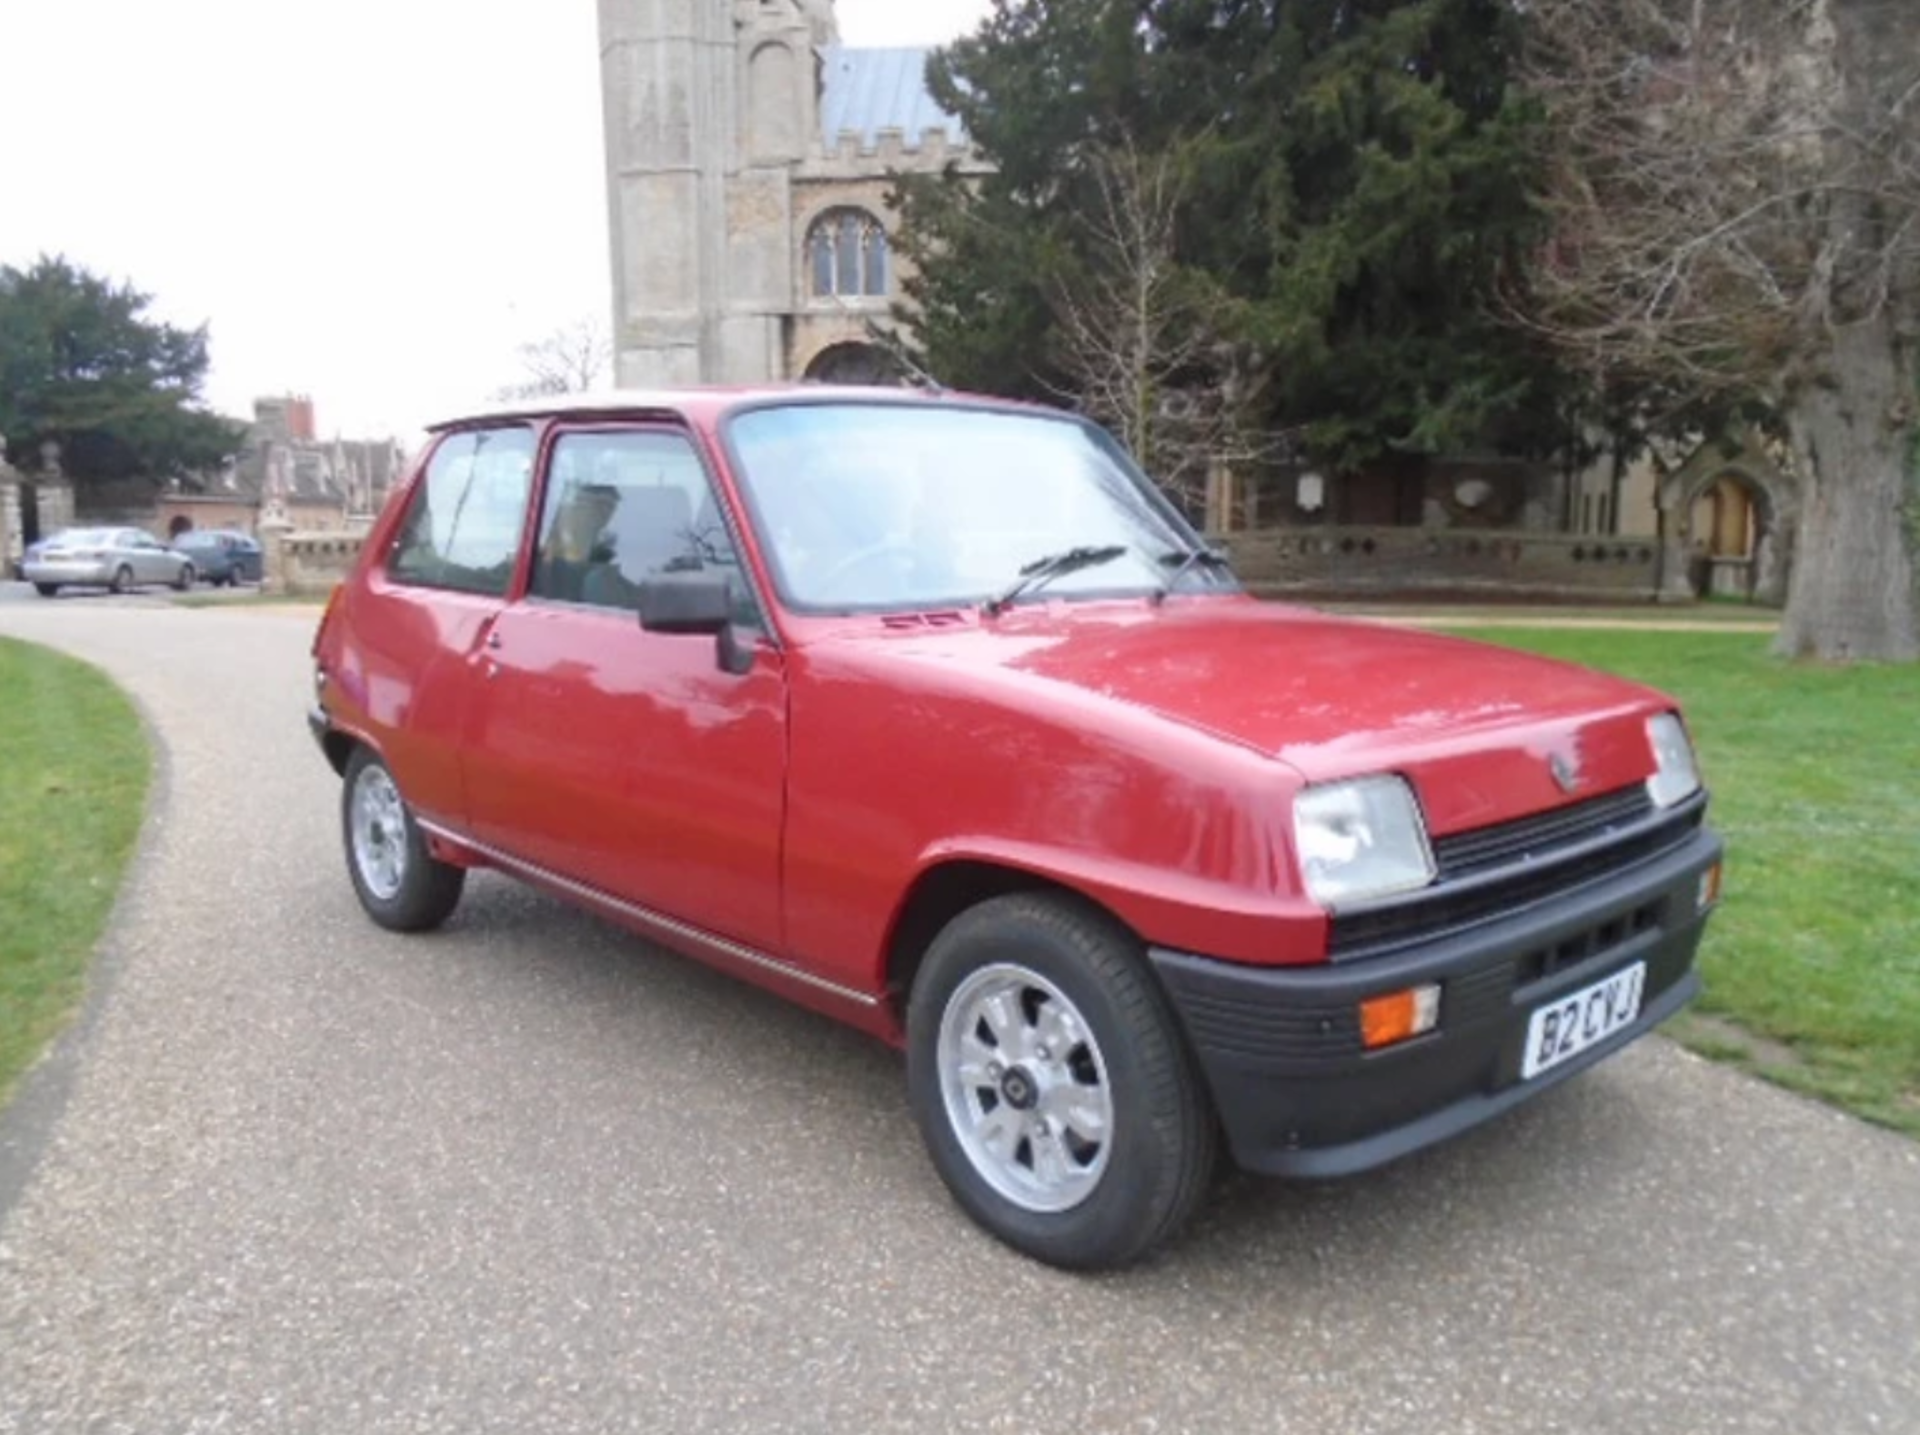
[892, 0, 1581, 473]
[0, 255, 246, 488]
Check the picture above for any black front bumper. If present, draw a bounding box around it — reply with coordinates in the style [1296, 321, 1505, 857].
[1150, 825, 1724, 1178]
[307, 701, 350, 774]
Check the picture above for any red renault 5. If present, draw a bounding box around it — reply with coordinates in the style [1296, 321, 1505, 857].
[309, 386, 1724, 1269]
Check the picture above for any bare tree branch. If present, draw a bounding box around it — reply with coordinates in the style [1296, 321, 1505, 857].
[1512, 0, 1920, 662]
[1040, 135, 1293, 512]
[494, 316, 613, 400]
[1511, 0, 1920, 403]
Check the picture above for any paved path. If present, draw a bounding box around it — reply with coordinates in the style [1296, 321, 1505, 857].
[2, 602, 1917, 1435]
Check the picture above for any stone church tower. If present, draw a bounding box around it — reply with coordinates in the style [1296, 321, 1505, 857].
[597, 0, 988, 387]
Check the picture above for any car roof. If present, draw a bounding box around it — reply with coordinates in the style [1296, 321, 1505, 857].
[424, 383, 1048, 433]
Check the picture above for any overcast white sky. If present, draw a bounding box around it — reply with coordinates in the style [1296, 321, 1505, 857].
[0, 0, 993, 449]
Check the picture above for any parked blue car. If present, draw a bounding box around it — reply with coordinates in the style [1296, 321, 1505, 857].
[171, 529, 264, 586]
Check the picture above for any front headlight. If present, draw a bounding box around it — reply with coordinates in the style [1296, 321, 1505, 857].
[1645, 712, 1702, 809]
[1293, 776, 1436, 909]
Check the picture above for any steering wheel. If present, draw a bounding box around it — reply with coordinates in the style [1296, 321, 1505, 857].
[813, 540, 920, 600]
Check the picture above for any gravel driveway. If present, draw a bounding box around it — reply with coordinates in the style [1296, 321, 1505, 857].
[2, 604, 1917, 1435]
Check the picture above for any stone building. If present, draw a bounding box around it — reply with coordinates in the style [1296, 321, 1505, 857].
[153, 396, 406, 538]
[597, 0, 988, 387]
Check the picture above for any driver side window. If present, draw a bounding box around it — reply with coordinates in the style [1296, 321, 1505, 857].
[529, 429, 756, 627]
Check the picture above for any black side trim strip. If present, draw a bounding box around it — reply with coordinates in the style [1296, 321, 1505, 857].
[416, 818, 879, 1009]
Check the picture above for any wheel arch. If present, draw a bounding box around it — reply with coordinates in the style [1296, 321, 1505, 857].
[882, 858, 1143, 1024]
[319, 727, 358, 776]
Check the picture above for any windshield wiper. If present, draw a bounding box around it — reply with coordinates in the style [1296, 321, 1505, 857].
[1154, 544, 1232, 603]
[983, 545, 1130, 616]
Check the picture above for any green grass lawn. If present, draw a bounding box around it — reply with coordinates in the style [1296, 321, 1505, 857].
[168, 590, 319, 609]
[1329, 601, 1779, 627]
[1457, 627, 1920, 1138]
[0, 639, 151, 1105]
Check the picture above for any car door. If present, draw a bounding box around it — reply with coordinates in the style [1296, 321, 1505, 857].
[106, 530, 140, 584]
[127, 531, 165, 583]
[459, 423, 788, 955]
[343, 424, 540, 832]
[116, 531, 146, 584]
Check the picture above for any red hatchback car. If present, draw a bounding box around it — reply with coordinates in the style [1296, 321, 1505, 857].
[309, 386, 1724, 1269]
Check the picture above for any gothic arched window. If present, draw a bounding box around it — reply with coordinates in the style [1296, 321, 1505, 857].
[807, 208, 889, 299]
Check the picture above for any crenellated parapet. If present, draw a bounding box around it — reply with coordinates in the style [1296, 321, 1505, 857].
[800, 124, 985, 180]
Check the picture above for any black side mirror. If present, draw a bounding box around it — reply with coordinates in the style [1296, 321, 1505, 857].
[637, 570, 733, 635]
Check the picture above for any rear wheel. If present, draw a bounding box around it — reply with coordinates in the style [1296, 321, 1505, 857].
[906, 893, 1218, 1270]
[109, 565, 133, 594]
[341, 747, 465, 932]
[33, 583, 57, 598]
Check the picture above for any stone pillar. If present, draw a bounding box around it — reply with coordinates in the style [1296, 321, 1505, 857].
[259, 513, 295, 595]
[601, 0, 740, 386]
[30, 439, 76, 538]
[35, 483, 75, 538]
[0, 433, 20, 576]
[1654, 512, 1699, 603]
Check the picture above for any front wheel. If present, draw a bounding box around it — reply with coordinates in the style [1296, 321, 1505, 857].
[173, 563, 195, 591]
[109, 565, 133, 594]
[33, 583, 57, 598]
[906, 893, 1218, 1270]
[341, 747, 466, 932]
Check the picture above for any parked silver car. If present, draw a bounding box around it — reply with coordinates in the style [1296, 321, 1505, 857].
[24, 526, 198, 597]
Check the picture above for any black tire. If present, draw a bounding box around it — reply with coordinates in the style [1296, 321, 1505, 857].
[109, 565, 133, 594]
[33, 583, 57, 598]
[906, 892, 1218, 1271]
[340, 746, 466, 932]
[173, 563, 195, 591]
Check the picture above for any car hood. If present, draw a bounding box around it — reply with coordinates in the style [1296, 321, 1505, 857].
[816, 599, 1674, 836]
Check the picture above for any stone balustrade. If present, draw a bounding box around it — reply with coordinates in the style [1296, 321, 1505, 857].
[262, 528, 368, 598]
[1218, 525, 1666, 602]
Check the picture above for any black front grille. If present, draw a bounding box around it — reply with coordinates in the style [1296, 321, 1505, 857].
[1514, 898, 1667, 989]
[1434, 785, 1655, 879]
[1329, 787, 1704, 960]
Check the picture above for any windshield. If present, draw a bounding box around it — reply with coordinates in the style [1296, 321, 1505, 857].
[722, 401, 1231, 613]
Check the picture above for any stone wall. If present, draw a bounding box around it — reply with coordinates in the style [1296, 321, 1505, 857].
[158, 497, 260, 536]
[1220, 526, 1664, 603]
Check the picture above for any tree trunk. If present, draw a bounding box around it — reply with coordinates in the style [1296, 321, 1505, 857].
[1774, 320, 1919, 663]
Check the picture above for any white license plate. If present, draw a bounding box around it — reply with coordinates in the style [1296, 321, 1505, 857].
[1521, 961, 1647, 1080]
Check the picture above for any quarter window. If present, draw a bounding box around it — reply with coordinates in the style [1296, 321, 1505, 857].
[530, 430, 754, 625]
[388, 426, 537, 596]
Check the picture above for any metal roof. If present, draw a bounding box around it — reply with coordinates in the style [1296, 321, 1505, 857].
[818, 45, 968, 150]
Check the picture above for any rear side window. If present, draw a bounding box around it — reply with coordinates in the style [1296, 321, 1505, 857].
[388, 426, 537, 595]
[528, 429, 754, 624]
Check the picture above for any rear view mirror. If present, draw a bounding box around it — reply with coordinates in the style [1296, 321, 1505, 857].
[637, 570, 732, 635]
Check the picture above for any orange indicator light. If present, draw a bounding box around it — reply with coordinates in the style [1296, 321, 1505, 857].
[1359, 984, 1442, 1051]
